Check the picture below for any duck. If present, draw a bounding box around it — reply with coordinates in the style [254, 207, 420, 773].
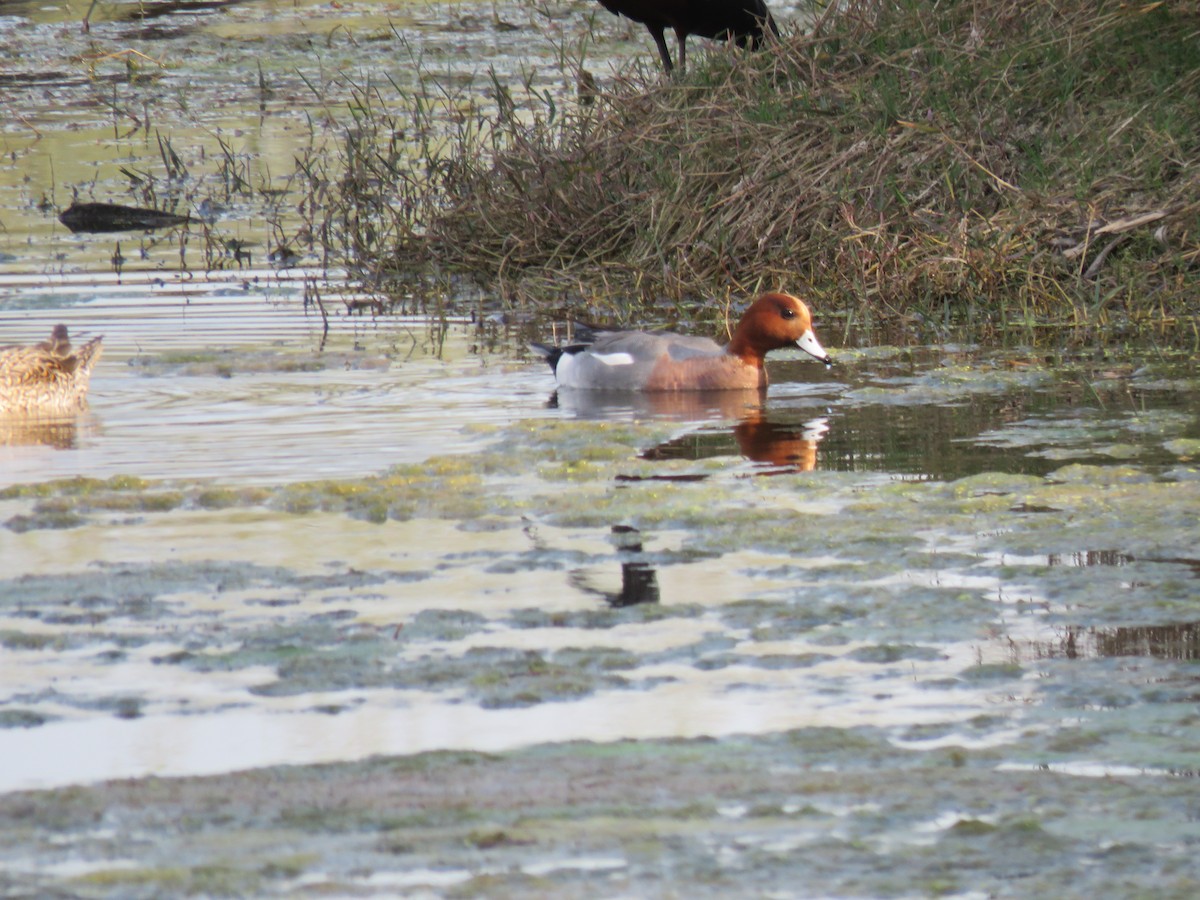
[598, 0, 779, 73]
[0, 325, 104, 416]
[532, 291, 831, 392]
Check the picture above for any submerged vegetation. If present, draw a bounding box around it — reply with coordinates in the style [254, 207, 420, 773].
[298, 0, 1200, 341]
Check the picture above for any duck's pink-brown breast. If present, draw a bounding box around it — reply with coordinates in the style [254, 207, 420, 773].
[642, 352, 767, 391]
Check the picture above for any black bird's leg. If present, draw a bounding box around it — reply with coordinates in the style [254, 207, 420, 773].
[674, 28, 688, 72]
[649, 26, 675, 72]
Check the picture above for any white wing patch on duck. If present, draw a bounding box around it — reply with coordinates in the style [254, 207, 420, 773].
[591, 352, 635, 367]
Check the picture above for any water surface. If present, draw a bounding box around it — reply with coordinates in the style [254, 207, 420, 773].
[2, 2, 1199, 897]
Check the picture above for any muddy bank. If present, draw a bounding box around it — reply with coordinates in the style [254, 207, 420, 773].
[2, 731, 1198, 898]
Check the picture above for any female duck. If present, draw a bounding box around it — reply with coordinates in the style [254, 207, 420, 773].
[0, 325, 104, 416]
[533, 292, 831, 391]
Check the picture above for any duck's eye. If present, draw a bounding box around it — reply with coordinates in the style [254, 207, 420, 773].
[780, 307, 796, 320]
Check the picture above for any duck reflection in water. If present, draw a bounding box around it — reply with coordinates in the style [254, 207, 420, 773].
[0, 417, 83, 450]
[553, 388, 829, 471]
[732, 411, 827, 470]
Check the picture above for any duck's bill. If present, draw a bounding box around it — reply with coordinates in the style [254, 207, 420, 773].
[796, 329, 833, 367]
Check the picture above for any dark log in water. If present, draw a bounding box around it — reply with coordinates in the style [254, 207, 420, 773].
[59, 201, 189, 234]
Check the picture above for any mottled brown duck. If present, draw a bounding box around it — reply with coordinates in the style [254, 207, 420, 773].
[0, 325, 103, 416]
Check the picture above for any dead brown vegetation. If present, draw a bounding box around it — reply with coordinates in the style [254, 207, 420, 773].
[306, 0, 1200, 343]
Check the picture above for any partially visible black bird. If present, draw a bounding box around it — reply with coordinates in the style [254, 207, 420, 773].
[598, 0, 779, 73]
[36, 325, 72, 357]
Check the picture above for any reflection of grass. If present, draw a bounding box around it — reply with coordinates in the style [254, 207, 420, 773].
[300, 0, 1199, 343]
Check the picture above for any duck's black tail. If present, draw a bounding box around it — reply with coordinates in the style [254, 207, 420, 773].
[529, 342, 564, 372]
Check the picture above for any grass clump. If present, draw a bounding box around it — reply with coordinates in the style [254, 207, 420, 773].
[305, 0, 1199, 342]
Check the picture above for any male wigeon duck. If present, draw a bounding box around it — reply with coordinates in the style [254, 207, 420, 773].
[532, 292, 831, 391]
[0, 325, 104, 416]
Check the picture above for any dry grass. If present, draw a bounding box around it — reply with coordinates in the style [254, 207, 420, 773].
[300, 0, 1200, 344]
